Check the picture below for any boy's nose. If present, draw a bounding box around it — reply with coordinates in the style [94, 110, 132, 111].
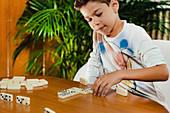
[92, 17, 100, 26]
[95, 23, 100, 26]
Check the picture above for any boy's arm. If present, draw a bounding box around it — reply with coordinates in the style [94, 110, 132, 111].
[93, 64, 169, 96]
[80, 31, 103, 84]
[121, 64, 169, 81]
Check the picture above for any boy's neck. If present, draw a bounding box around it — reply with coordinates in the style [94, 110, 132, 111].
[106, 20, 124, 38]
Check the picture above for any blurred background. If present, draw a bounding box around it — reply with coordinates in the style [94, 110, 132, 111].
[0, 0, 169, 80]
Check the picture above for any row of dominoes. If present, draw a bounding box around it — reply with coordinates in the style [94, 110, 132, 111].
[0, 76, 48, 90]
[58, 87, 93, 99]
[0, 92, 30, 105]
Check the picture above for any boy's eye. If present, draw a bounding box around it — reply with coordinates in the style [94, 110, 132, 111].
[96, 12, 102, 17]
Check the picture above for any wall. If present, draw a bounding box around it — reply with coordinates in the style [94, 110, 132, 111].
[0, 0, 28, 77]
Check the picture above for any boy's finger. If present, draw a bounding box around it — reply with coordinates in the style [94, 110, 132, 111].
[93, 77, 103, 95]
[103, 84, 112, 96]
[93, 81, 99, 95]
[97, 82, 107, 96]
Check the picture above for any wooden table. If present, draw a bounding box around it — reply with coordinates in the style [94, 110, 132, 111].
[0, 76, 168, 113]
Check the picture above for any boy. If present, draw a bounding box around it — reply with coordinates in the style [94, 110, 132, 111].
[74, 0, 169, 110]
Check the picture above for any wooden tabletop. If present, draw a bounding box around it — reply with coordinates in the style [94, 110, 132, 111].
[0, 76, 168, 113]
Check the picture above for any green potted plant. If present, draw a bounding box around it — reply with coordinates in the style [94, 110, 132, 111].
[13, 0, 92, 79]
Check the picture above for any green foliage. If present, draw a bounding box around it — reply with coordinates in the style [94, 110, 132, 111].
[13, 0, 169, 80]
[13, 0, 92, 79]
[119, 0, 170, 36]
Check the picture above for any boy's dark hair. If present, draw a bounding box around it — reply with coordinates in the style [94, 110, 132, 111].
[74, 0, 111, 10]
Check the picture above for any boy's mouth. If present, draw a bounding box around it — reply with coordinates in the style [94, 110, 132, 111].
[98, 25, 106, 31]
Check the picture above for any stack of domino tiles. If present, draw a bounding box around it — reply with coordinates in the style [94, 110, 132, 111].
[0, 76, 53, 112]
[25, 78, 48, 90]
[0, 76, 48, 90]
[58, 87, 93, 99]
[0, 76, 25, 90]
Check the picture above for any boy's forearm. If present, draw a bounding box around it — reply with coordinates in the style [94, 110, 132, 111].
[120, 64, 169, 82]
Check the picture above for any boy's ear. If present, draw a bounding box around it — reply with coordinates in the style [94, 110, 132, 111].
[110, 0, 119, 13]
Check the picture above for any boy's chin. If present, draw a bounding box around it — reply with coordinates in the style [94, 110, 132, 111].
[96, 31, 107, 36]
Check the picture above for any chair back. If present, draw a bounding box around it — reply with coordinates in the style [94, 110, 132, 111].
[153, 40, 170, 108]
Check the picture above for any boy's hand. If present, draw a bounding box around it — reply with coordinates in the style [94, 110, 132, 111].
[93, 70, 123, 96]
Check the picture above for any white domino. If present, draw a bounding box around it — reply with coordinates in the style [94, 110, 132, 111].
[58, 90, 72, 99]
[12, 77, 25, 84]
[12, 80, 22, 84]
[25, 84, 33, 90]
[79, 88, 93, 94]
[26, 79, 42, 87]
[12, 76, 25, 80]
[79, 89, 88, 94]
[0, 93, 13, 102]
[26, 79, 39, 82]
[44, 108, 55, 113]
[20, 81, 26, 86]
[7, 83, 21, 90]
[32, 82, 45, 87]
[16, 96, 30, 105]
[58, 87, 83, 99]
[0, 79, 13, 85]
[39, 79, 48, 85]
[67, 87, 80, 96]
[116, 86, 128, 96]
[79, 77, 88, 85]
[72, 87, 83, 93]
[86, 88, 93, 93]
[7, 79, 13, 84]
[1, 78, 9, 82]
[0, 82, 7, 89]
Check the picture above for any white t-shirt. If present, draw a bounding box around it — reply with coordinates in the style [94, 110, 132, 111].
[82, 20, 169, 110]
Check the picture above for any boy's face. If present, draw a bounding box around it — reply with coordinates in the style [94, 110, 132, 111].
[80, 0, 120, 37]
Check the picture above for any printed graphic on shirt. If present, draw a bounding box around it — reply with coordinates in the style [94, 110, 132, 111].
[95, 34, 149, 99]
